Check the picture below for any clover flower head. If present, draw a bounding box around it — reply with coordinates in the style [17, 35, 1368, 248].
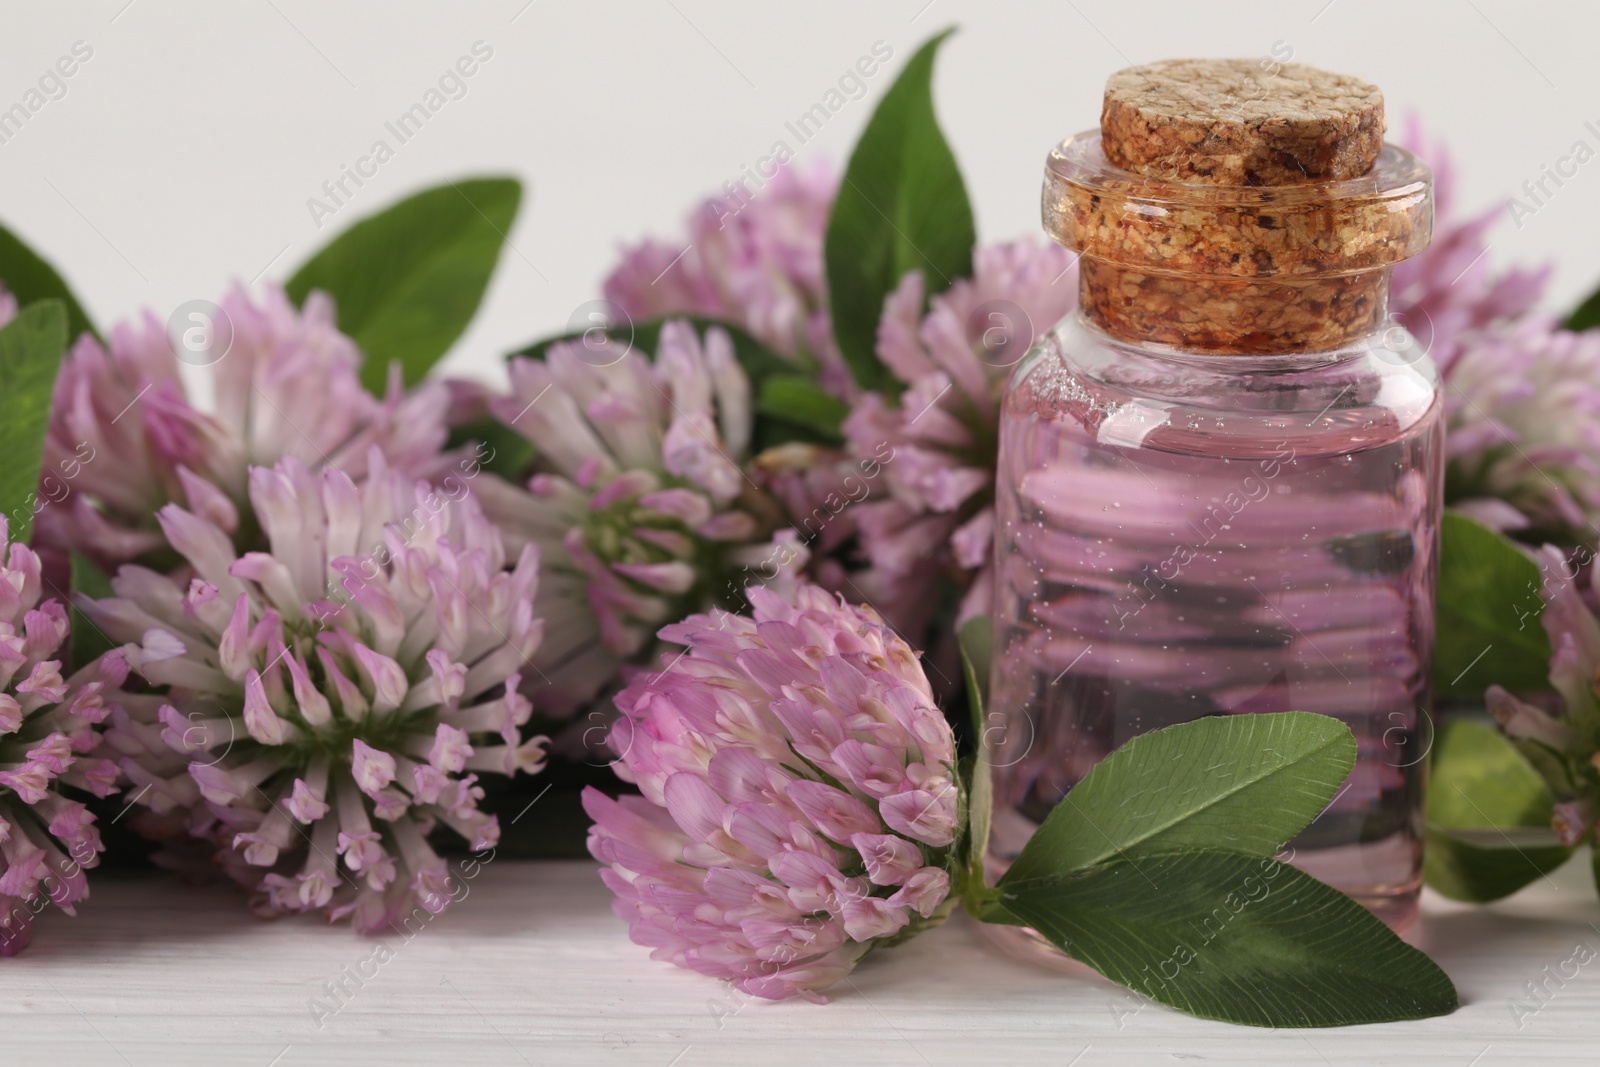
[1392, 117, 1550, 373]
[89, 450, 545, 931]
[0, 518, 122, 955]
[843, 239, 1078, 627]
[585, 581, 960, 1001]
[1386, 120, 1600, 538]
[479, 320, 793, 717]
[42, 282, 452, 568]
[603, 158, 851, 396]
[1444, 322, 1600, 538]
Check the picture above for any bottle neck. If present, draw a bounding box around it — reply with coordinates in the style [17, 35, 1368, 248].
[1078, 260, 1392, 355]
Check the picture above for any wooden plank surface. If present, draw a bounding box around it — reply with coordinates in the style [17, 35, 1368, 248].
[3, 856, 1597, 1066]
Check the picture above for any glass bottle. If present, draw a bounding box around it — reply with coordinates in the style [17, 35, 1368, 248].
[987, 66, 1441, 936]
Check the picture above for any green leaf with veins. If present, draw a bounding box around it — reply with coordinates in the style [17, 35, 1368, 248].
[1003, 851, 1458, 1027]
[823, 28, 975, 393]
[1001, 711, 1354, 886]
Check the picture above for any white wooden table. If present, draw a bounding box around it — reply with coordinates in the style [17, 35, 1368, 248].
[5, 856, 1597, 1066]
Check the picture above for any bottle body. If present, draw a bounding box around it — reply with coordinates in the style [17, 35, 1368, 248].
[987, 313, 1443, 929]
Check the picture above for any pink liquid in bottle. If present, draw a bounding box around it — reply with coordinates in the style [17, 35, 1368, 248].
[988, 318, 1442, 932]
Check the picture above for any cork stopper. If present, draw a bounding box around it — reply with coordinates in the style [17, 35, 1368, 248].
[1102, 59, 1385, 186]
[1040, 59, 1429, 355]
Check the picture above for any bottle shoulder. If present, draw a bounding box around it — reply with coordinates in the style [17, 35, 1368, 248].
[1006, 313, 1442, 459]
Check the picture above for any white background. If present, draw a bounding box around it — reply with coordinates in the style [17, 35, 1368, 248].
[1, 0, 1597, 384]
